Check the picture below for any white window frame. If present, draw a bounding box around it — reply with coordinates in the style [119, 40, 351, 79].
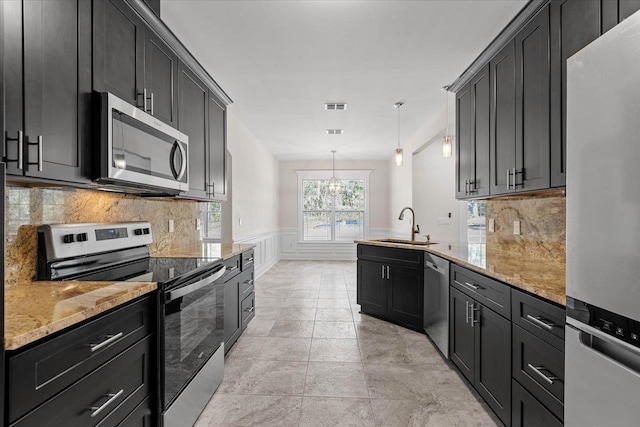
[296, 169, 371, 243]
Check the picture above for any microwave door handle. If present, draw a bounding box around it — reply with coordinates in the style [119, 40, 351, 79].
[164, 265, 226, 303]
[170, 141, 187, 181]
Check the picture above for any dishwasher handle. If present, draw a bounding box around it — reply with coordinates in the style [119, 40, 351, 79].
[425, 261, 444, 275]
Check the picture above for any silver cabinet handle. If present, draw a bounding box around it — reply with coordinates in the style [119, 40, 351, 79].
[507, 169, 511, 190]
[26, 135, 43, 172]
[526, 314, 555, 331]
[227, 265, 238, 272]
[463, 281, 479, 291]
[465, 301, 470, 324]
[246, 307, 254, 313]
[89, 332, 124, 352]
[150, 92, 154, 116]
[89, 389, 124, 418]
[207, 182, 215, 198]
[472, 303, 480, 326]
[464, 179, 469, 195]
[143, 88, 148, 112]
[4, 130, 24, 169]
[245, 257, 254, 263]
[527, 364, 558, 385]
[381, 265, 385, 279]
[244, 279, 254, 285]
[386, 265, 390, 280]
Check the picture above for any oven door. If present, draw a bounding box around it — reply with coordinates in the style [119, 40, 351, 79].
[100, 92, 189, 193]
[161, 265, 225, 410]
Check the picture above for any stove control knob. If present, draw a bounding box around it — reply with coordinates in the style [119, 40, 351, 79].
[63, 234, 75, 244]
[134, 228, 143, 236]
[76, 233, 88, 242]
[143, 228, 150, 235]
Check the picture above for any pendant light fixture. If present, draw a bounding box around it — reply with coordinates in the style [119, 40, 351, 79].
[394, 102, 404, 166]
[327, 150, 343, 197]
[441, 86, 452, 158]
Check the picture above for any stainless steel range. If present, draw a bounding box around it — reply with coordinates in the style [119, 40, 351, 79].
[37, 222, 226, 427]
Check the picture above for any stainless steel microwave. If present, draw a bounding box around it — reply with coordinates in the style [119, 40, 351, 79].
[96, 92, 189, 194]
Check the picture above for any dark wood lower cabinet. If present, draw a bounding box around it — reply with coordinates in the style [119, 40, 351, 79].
[512, 380, 563, 427]
[387, 265, 423, 329]
[450, 287, 475, 383]
[223, 251, 255, 354]
[224, 274, 242, 352]
[357, 259, 387, 318]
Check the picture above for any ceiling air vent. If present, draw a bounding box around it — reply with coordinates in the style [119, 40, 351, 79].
[326, 129, 344, 135]
[325, 103, 347, 111]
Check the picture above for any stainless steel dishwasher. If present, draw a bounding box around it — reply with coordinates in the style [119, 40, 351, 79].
[424, 253, 450, 358]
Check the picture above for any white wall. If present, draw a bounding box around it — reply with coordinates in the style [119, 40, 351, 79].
[226, 111, 280, 275]
[279, 159, 389, 259]
[412, 129, 460, 243]
[389, 97, 465, 241]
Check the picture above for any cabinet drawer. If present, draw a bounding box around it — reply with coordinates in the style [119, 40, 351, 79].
[451, 264, 511, 319]
[512, 380, 562, 427]
[512, 288, 565, 351]
[241, 293, 255, 330]
[241, 249, 255, 271]
[12, 336, 152, 427]
[113, 396, 153, 427]
[222, 255, 241, 282]
[357, 244, 424, 268]
[8, 296, 154, 422]
[513, 325, 564, 421]
[239, 268, 255, 298]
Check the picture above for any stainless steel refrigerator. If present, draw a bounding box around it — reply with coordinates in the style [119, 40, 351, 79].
[565, 10, 640, 426]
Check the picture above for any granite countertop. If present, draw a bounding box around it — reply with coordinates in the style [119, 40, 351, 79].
[355, 239, 566, 306]
[4, 280, 157, 350]
[152, 242, 256, 260]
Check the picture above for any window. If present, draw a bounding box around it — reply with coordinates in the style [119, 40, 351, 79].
[298, 170, 370, 242]
[467, 200, 486, 243]
[204, 201, 222, 240]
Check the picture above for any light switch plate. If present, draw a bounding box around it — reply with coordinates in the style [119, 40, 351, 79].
[513, 220, 521, 235]
[169, 219, 175, 233]
[489, 218, 495, 233]
[196, 218, 201, 231]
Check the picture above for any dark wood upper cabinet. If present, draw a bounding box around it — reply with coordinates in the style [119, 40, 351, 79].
[178, 62, 209, 200]
[144, 33, 178, 127]
[514, 5, 551, 192]
[470, 65, 490, 197]
[3, 0, 91, 183]
[93, 0, 145, 108]
[455, 83, 473, 199]
[208, 93, 227, 201]
[550, 0, 601, 187]
[489, 40, 516, 196]
[618, 0, 640, 20]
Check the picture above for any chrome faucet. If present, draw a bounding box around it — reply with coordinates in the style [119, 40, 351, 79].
[398, 207, 420, 241]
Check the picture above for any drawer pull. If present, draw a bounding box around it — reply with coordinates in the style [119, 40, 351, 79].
[227, 266, 238, 272]
[89, 389, 124, 418]
[245, 257, 254, 263]
[527, 364, 559, 385]
[89, 332, 124, 353]
[245, 307, 254, 313]
[463, 282, 480, 291]
[244, 279, 254, 285]
[526, 314, 556, 331]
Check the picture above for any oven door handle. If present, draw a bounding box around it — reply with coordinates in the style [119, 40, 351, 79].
[165, 265, 226, 303]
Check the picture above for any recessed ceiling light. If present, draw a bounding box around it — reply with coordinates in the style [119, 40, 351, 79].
[326, 129, 344, 135]
[325, 103, 347, 111]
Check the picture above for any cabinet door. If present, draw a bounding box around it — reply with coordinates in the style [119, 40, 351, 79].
[512, 380, 563, 427]
[550, 0, 601, 187]
[22, 0, 91, 183]
[515, 5, 551, 192]
[93, 0, 145, 108]
[144, 32, 178, 127]
[470, 64, 490, 197]
[489, 40, 516, 195]
[208, 92, 227, 201]
[619, 0, 640, 20]
[387, 265, 423, 330]
[449, 287, 475, 383]
[224, 278, 241, 352]
[178, 62, 209, 199]
[357, 260, 387, 318]
[3, 0, 24, 176]
[474, 304, 511, 426]
[455, 83, 473, 199]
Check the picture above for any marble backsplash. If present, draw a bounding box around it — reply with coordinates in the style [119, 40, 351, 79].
[485, 190, 566, 263]
[5, 186, 213, 287]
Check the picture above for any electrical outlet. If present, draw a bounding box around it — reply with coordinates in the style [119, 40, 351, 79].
[196, 218, 201, 231]
[513, 220, 521, 235]
[168, 219, 175, 233]
[489, 218, 495, 233]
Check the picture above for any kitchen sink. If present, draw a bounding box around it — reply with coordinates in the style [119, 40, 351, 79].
[377, 238, 437, 246]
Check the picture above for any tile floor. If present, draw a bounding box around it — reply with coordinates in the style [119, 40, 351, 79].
[195, 261, 500, 427]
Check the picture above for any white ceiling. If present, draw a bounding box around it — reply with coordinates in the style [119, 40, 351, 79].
[161, 0, 526, 161]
